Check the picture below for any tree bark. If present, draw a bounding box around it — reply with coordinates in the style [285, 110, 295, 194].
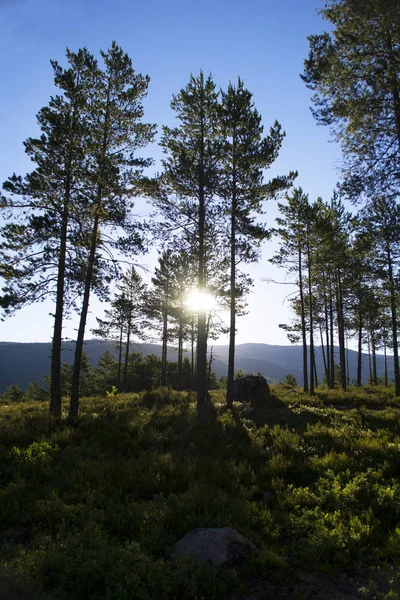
[357, 310, 363, 387]
[226, 140, 237, 408]
[307, 245, 315, 395]
[196, 93, 207, 411]
[50, 187, 69, 416]
[370, 327, 377, 385]
[336, 268, 346, 391]
[329, 279, 335, 389]
[387, 242, 400, 395]
[298, 244, 308, 393]
[323, 273, 331, 387]
[50, 109, 77, 416]
[161, 283, 168, 387]
[70, 212, 100, 417]
[70, 87, 111, 417]
[122, 312, 132, 391]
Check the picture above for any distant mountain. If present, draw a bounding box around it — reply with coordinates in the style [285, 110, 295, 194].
[0, 340, 393, 393]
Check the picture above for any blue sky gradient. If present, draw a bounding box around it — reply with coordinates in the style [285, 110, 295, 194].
[0, 0, 342, 346]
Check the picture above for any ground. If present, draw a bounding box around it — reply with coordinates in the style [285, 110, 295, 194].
[0, 384, 400, 599]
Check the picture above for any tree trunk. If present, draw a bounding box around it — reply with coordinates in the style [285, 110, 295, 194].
[196, 101, 207, 411]
[307, 245, 315, 395]
[191, 315, 195, 390]
[357, 310, 362, 387]
[370, 327, 377, 385]
[226, 148, 237, 408]
[70, 88, 111, 417]
[367, 333, 372, 384]
[178, 320, 183, 390]
[387, 242, 400, 395]
[320, 326, 327, 382]
[329, 281, 335, 389]
[122, 312, 132, 391]
[323, 274, 331, 387]
[161, 284, 168, 387]
[50, 110, 77, 416]
[336, 268, 346, 391]
[50, 192, 69, 416]
[70, 213, 100, 417]
[313, 352, 318, 388]
[117, 322, 123, 390]
[384, 339, 388, 387]
[298, 244, 308, 392]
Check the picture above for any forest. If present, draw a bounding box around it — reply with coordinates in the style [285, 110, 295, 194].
[1, 0, 400, 598]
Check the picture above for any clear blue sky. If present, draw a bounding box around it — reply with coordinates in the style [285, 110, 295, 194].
[0, 0, 341, 347]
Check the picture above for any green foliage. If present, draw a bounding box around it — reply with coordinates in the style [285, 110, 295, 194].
[2, 384, 400, 597]
[282, 374, 298, 387]
[1, 384, 24, 403]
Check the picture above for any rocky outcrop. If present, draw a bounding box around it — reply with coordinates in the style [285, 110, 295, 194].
[171, 527, 259, 567]
[233, 375, 270, 402]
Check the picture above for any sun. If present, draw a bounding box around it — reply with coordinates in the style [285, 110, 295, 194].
[185, 289, 216, 312]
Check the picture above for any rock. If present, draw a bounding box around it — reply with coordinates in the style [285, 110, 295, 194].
[171, 527, 259, 567]
[233, 375, 270, 402]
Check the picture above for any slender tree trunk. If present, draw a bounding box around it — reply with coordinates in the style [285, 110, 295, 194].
[70, 213, 100, 417]
[336, 268, 346, 391]
[371, 327, 377, 385]
[387, 242, 400, 396]
[226, 149, 237, 408]
[50, 193, 69, 416]
[117, 322, 123, 390]
[70, 90, 110, 418]
[320, 326, 327, 382]
[323, 274, 331, 387]
[367, 333, 372, 384]
[122, 313, 132, 391]
[161, 284, 168, 387]
[307, 246, 315, 395]
[178, 320, 183, 390]
[384, 339, 388, 387]
[50, 111, 77, 416]
[196, 104, 207, 411]
[357, 310, 363, 387]
[207, 347, 214, 391]
[329, 279, 335, 389]
[191, 315, 195, 390]
[313, 352, 318, 388]
[298, 244, 308, 392]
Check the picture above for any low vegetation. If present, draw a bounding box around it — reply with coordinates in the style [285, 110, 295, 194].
[1, 385, 400, 599]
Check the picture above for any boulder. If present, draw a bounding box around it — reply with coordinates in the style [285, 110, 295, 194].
[233, 375, 270, 402]
[171, 527, 259, 567]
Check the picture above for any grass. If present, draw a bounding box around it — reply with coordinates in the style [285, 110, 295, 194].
[1, 384, 400, 599]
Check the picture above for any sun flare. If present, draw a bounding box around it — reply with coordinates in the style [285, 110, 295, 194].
[185, 289, 216, 312]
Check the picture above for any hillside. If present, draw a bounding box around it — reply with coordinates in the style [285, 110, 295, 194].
[0, 340, 392, 393]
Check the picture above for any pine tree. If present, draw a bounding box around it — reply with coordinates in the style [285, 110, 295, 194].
[144, 72, 220, 410]
[219, 78, 295, 407]
[69, 42, 155, 417]
[357, 197, 400, 395]
[271, 188, 312, 392]
[302, 0, 400, 197]
[0, 48, 98, 416]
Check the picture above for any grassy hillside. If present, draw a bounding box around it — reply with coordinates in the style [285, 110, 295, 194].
[1, 386, 400, 599]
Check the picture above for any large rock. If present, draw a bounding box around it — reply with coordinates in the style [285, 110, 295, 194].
[171, 527, 259, 567]
[233, 375, 270, 402]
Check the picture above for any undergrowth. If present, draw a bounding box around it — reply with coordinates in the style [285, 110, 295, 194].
[1, 385, 400, 598]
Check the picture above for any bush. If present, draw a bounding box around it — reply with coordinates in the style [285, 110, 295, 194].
[1, 384, 24, 403]
[282, 373, 298, 387]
